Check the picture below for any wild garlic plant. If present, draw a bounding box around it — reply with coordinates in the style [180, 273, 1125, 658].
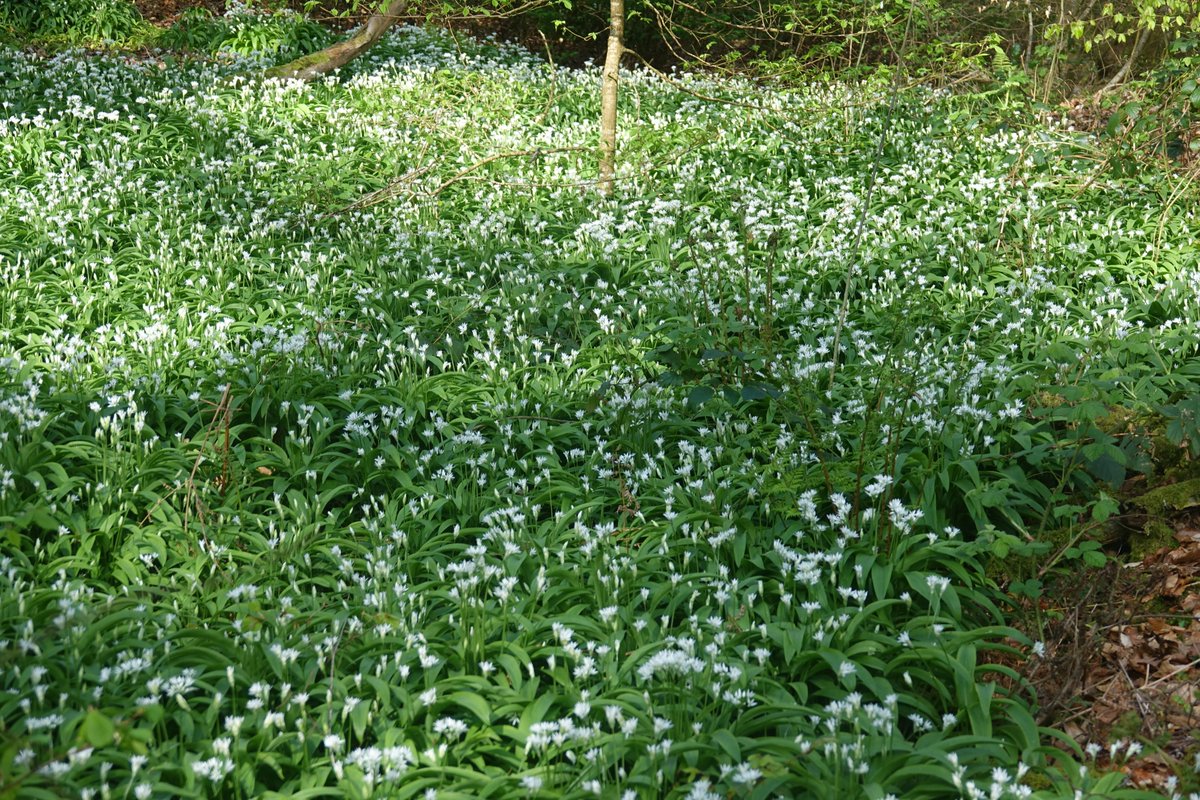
[1, 18, 1198, 800]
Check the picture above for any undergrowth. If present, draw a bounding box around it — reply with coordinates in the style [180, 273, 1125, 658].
[0, 18, 1198, 800]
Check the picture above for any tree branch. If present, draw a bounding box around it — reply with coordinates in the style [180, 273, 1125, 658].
[325, 145, 590, 215]
[266, 0, 408, 82]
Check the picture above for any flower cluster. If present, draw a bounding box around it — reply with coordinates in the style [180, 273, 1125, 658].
[1, 18, 1196, 800]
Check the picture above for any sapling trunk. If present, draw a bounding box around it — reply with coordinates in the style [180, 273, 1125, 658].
[598, 0, 624, 196]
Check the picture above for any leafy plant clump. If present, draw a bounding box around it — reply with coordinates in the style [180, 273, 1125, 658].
[0, 0, 146, 46]
[1, 21, 1198, 800]
[158, 3, 334, 61]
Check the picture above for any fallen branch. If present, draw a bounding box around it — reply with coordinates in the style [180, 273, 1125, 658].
[431, 145, 589, 196]
[1096, 27, 1151, 97]
[326, 145, 589, 215]
[1142, 655, 1200, 690]
[266, 0, 408, 81]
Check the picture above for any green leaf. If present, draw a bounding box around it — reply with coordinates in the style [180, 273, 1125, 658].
[449, 691, 491, 725]
[349, 699, 370, 741]
[1091, 492, 1119, 522]
[687, 385, 714, 409]
[1087, 451, 1126, 487]
[81, 709, 115, 747]
[1009, 579, 1043, 600]
[990, 536, 1010, 558]
[712, 729, 741, 761]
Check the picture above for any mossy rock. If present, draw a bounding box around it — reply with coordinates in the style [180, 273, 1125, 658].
[1021, 771, 1055, 792]
[1131, 477, 1200, 516]
[1131, 518, 1178, 559]
[1127, 477, 1200, 557]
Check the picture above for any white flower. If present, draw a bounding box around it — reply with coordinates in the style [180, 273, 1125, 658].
[433, 717, 468, 739]
[685, 780, 721, 800]
[864, 474, 893, 497]
[191, 756, 234, 783]
[925, 575, 951, 595]
[637, 648, 705, 682]
[731, 762, 762, 785]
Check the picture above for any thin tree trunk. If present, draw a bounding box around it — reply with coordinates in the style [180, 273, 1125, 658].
[1099, 26, 1150, 94]
[598, 0, 624, 196]
[1024, 10, 1034, 70]
[267, 0, 408, 81]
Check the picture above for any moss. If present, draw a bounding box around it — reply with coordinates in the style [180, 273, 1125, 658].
[1132, 518, 1178, 558]
[1142, 592, 1175, 614]
[1132, 477, 1200, 516]
[263, 51, 326, 79]
[1021, 772, 1055, 792]
[1163, 452, 1200, 484]
[1096, 405, 1139, 436]
[1127, 477, 1200, 556]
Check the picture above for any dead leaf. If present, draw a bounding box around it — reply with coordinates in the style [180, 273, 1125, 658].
[1147, 618, 1172, 635]
[1167, 545, 1200, 566]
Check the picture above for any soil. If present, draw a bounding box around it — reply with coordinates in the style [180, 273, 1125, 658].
[133, 0, 225, 26]
[1019, 505, 1200, 793]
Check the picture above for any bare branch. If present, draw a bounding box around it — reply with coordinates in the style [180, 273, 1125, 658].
[326, 145, 590, 215]
[622, 47, 774, 113]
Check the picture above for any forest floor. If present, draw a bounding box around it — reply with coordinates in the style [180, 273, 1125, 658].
[2, 10, 1199, 800]
[1029, 513, 1200, 790]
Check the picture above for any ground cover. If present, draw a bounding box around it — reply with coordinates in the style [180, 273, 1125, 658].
[1, 21, 1199, 799]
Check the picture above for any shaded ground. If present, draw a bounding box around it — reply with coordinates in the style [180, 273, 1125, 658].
[133, 0, 224, 25]
[1023, 499, 1200, 792]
